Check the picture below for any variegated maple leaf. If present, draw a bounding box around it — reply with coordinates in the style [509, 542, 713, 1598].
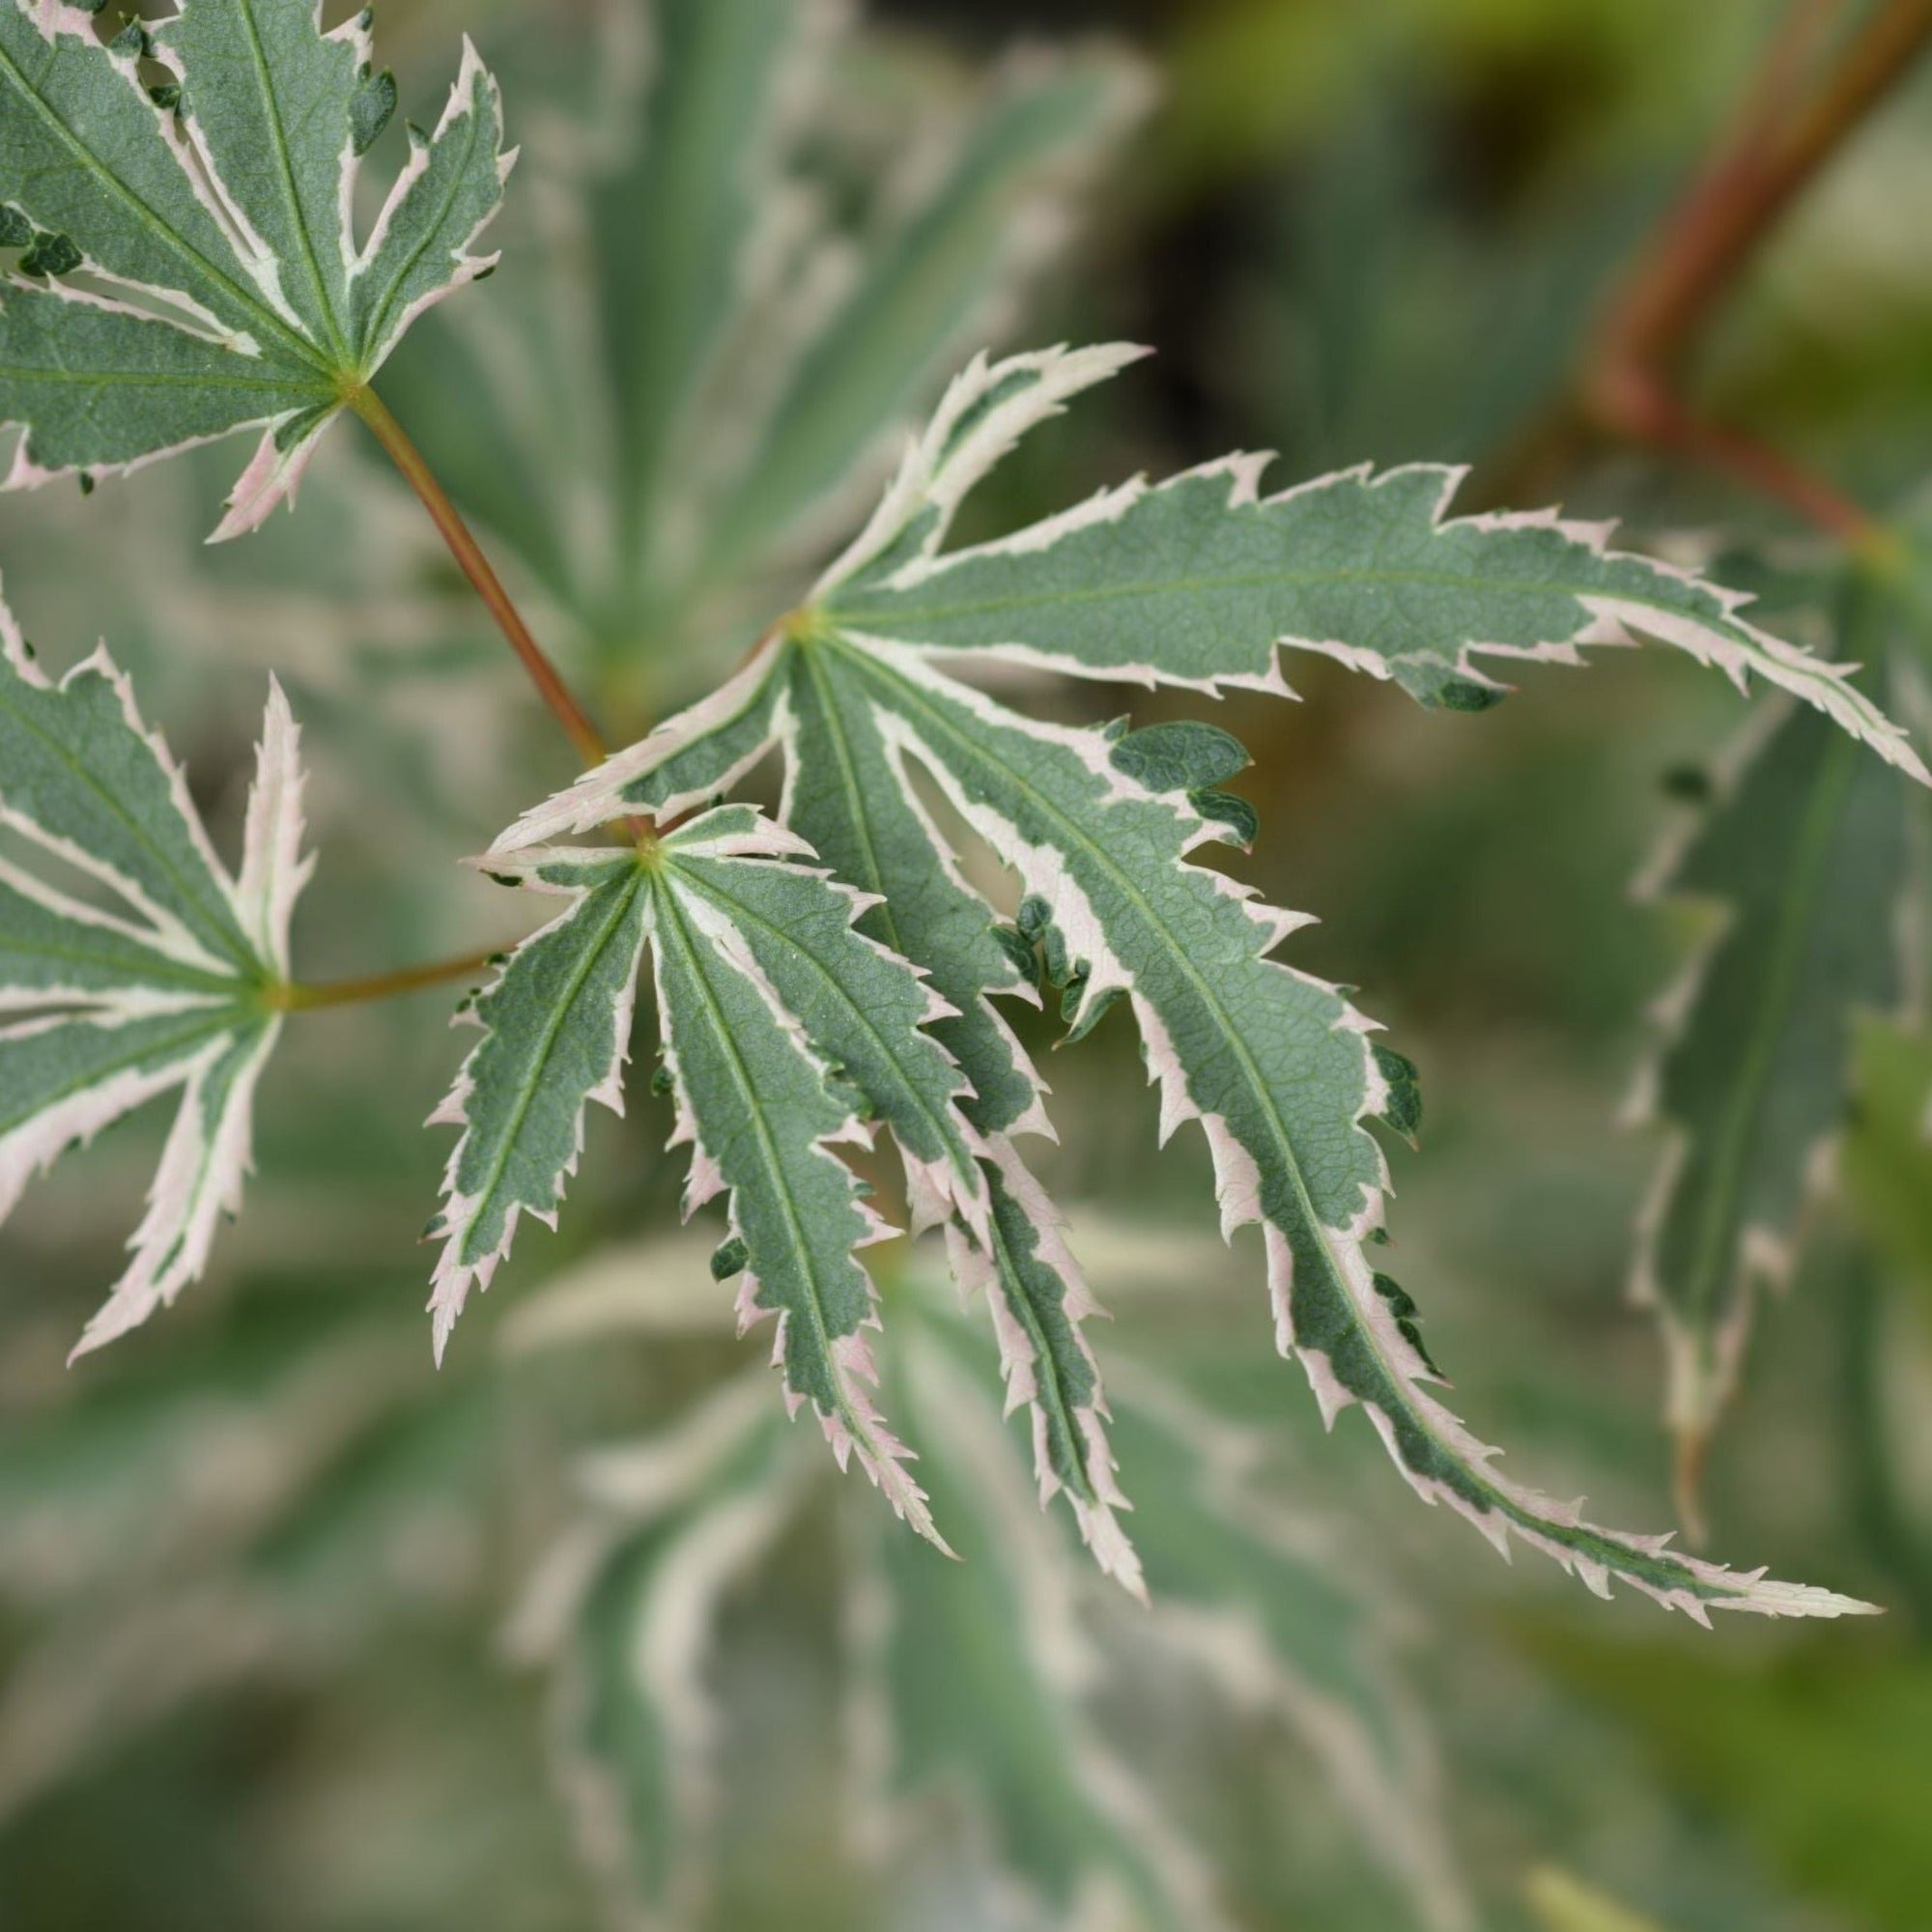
[429, 804, 1131, 1567]
[0, 0, 509, 536]
[0, 583, 310, 1353]
[457, 343, 1921, 1617]
[1626, 574, 1911, 1524]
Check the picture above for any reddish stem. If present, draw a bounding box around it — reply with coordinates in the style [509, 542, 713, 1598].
[1584, 0, 1932, 547]
[351, 385, 609, 771]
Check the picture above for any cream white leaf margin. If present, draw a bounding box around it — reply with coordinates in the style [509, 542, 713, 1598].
[0, 586, 309, 1353]
[490, 345, 1895, 1620]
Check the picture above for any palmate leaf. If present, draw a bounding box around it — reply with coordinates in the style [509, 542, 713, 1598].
[0, 0, 509, 537]
[490, 344, 1919, 1618]
[508, 1237, 1469, 1931]
[0, 584, 309, 1352]
[437, 784, 1136, 1578]
[377, 0, 1145, 679]
[1626, 575, 1911, 1517]
[433, 807, 1080, 1559]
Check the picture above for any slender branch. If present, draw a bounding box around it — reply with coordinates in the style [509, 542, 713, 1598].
[1578, 0, 1932, 548]
[273, 945, 503, 1013]
[350, 385, 609, 770]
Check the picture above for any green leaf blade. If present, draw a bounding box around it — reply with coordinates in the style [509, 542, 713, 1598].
[0, 866, 234, 1012]
[347, 39, 509, 374]
[0, 282, 327, 483]
[429, 849, 653, 1360]
[153, 0, 368, 358]
[0, 606, 308, 1353]
[650, 806, 943, 1548]
[829, 402, 1927, 783]
[0, 0, 507, 532]
[0, 617, 254, 973]
[1630, 586, 1910, 1500]
[663, 813, 987, 1237]
[0, 0, 295, 353]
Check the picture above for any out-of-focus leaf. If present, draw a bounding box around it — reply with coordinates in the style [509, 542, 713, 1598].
[508, 1372, 799, 1930]
[855, 1319, 1210, 1931]
[1626, 577, 1911, 1512]
[505, 1229, 1470, 1930]
[380, 0, 1147, 706]
[0, 1285, 489, 1822]
[1843, 1017, 1932, 1310]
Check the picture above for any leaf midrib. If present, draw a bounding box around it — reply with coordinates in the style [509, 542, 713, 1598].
[0, 923, 234, 991]
[653, 880, 860, 1427]
[0, 359, 315, 393]
[985, 1191, 1094, 1504]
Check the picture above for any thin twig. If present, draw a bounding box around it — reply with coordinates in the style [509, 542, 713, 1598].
[350, 384, 609, 770]
[1580, 0, 1932, 549]
[272, 945, 505, 1013]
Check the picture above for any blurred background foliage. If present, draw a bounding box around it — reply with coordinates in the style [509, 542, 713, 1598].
[5, 0, 1932, 1927]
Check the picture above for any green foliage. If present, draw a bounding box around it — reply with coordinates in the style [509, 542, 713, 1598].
[508, 1234, 1469, 1931]
[0, 589, 308, 1353]
[1526, 1867, 1676, 1932]
[377, 0, 1146, 703]
[1531, 1630, 1932, 1932]
[3, 2, 1930, 1925]
[0, 0, 508, 535]
[1627, 575, 1913, 1497]
[1843, 1018, 1932, 1308]
[484, 343, 1908, 1615]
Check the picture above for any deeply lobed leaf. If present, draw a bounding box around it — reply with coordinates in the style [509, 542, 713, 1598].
[0, 583, 310, 1351]
[1627, 577, 1911, 1515]
[0, 0, 510, 535]
[493, 345, 1908, 1616]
